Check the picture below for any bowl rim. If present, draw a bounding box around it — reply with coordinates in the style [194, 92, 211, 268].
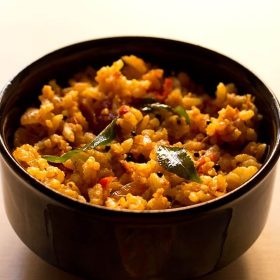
[1, 36, 280, 218]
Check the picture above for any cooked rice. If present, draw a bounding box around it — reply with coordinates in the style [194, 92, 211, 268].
[13, 55, 266, 210]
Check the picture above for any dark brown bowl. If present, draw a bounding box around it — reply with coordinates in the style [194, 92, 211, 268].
[1, 37, 280, 280]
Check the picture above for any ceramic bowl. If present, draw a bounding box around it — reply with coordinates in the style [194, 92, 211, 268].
[1, 37, 280, 280]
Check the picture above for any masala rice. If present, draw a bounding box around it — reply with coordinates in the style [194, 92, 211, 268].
[12, 55, 266, 210]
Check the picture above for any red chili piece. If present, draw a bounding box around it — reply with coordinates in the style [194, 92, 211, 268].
[156, 77, 173, 101]
[118, 105, 130, 116]
[99, 176, 116, 188]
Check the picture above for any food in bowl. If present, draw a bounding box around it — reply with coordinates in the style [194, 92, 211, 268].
[2, 37, 280, 280]
[12, 55, 266, 210]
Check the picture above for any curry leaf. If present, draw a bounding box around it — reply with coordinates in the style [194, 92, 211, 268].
[82, 118, 117, 150]
[156, 145, 201, 183]
[141, 98, 157, 104]
[42, 149, 82, 163]
[142, 103, 190, 124]
[173, 105, 190, 124]
[43, 118, 118, 163]
[142, 102, 172, 113]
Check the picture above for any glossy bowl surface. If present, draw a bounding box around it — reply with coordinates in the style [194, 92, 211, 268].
[1, 37, 280, 280]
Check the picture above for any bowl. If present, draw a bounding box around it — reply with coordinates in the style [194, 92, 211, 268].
[1, 37, 280, 280]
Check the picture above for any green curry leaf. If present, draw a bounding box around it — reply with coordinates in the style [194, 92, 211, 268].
[173, 105, 190, 124]
[42, 149, 82, 163]
[82, 118, 117, 150]
[43, 118, 118, 163]
[142, 102, 172, 113]
[142, 103, 190, 124]
[156, 145, 201, 183]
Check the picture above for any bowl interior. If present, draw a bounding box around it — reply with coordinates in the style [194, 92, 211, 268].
[1, 37, 279, 208]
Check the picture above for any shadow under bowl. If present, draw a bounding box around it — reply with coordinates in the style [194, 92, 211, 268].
[0, 37, 280, 280]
